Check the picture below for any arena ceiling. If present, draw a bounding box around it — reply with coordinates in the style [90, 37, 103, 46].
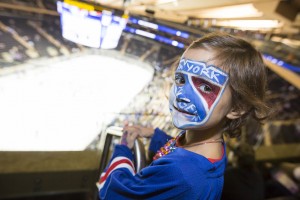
[0, 0, 299, 35]
[93, 0, 300, 34]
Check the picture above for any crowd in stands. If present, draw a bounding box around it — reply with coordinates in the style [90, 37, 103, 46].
[0, 15, 85, 68]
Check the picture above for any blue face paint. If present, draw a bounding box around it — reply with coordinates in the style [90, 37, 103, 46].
[169, 58, 229, 129]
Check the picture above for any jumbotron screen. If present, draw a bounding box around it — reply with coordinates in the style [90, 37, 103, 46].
[57, 1, 127, 49]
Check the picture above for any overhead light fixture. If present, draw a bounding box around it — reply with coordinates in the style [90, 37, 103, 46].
[214, 20, 282, 30]
[195, 3, 262, 18]
[156, 0, 177, 6]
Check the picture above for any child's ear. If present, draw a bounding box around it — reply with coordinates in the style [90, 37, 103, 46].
[226, 109, 245, 119]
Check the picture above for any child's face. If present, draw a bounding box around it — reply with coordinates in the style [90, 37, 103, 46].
[169, 48, 232, 129]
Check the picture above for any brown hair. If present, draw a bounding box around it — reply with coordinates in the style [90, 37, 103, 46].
[188, 32, 270, 137]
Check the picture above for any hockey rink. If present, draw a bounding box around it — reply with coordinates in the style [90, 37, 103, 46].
[0, 54, 153, 151]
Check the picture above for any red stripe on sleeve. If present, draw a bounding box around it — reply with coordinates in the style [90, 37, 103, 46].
[99, 159, 134, 184]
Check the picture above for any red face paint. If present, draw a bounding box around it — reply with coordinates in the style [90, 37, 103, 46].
[191, 76, 221, 109]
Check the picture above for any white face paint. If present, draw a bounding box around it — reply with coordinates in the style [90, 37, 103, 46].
[169, 58, 229, 129]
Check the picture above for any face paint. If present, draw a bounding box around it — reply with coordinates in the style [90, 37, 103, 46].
[169, 58, 229, 129]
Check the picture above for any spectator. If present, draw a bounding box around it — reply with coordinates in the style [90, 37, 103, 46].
[97, 32, 270, 200]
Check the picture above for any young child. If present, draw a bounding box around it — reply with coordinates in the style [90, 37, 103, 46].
[97, 32, 270, 199]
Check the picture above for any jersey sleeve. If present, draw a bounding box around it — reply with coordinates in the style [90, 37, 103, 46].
[97, 144, 193, 200]
[148, 128, 173, 153]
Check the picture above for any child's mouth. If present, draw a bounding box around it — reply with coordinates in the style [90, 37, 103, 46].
[173, 105, 196, 116]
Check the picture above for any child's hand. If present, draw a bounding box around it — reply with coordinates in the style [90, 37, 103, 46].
[120, 130, 138, 149]
[123, 125, 155, 138]
[121, 125, 155, 149]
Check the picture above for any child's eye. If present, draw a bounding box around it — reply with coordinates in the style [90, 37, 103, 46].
[199, 84, 212, 93]
[175, 73, 185, 85]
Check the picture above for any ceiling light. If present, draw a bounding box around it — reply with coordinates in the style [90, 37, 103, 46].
[195, 3, 262, 19]
[214, 20, 282, 30]
[156, 0, 177, 6]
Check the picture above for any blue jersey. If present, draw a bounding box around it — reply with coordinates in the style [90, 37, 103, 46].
[98, 128, 226, 200]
